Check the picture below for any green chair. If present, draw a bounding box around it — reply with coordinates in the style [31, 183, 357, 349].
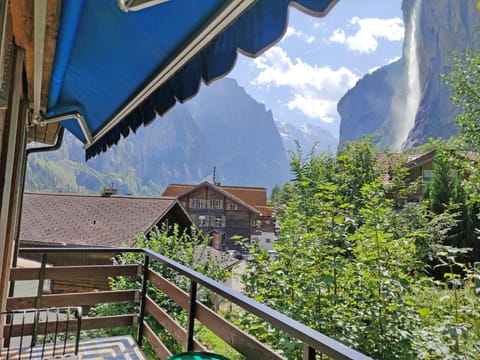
[167, 352, 230, 360]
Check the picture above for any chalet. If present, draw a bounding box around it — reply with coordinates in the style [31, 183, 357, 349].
[404, 151, 437, 185]
[162, 182, 277, 251]
[381, 150, 477, 200]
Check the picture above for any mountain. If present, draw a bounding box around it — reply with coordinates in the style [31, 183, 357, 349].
[338, 59, 403, 147]
[186, 78, 290, 188]
[276, 121, 338, 155]
[338, 0, 480, 149]
[26, 78, 291, 194]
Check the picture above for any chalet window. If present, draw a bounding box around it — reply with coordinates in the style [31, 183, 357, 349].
[266, 238, 271, 243]
[198, 215, 207, 227]
[190, 198, 205, 209]
[208, 199, 223, 209]
[227, 202, 237, 210]
[422, 170, 434, 183]
[213, 215, 225, 227]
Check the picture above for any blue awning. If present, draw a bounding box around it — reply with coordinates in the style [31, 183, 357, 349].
[45, 0, 337, 159]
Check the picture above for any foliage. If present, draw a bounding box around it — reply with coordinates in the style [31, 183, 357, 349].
[443, 49, 480, 152]
[412, 246, 480, 359]
[424, 152, 461, 214]
[241, 140, 480, 359]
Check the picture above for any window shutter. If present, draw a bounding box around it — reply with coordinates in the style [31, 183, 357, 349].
[222, 216, 226, 227]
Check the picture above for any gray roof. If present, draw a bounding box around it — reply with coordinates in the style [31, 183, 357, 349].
[19, 192, 187, 247]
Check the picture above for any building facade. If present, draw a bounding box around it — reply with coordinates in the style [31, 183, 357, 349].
[162, 182, 276, 251]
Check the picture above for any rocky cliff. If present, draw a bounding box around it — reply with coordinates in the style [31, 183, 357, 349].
[338, 0, 480, 149]
[338, 59, 403, 146]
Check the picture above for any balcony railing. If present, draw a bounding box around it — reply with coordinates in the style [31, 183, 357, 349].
[6, 247, 371, 360]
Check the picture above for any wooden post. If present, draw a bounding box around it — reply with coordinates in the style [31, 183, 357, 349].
[0, 44, 27, 314]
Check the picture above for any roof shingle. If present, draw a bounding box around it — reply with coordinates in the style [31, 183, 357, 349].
[20, 192, 185, 247]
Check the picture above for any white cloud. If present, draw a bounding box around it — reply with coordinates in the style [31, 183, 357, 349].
[252, 47, 359, 123]
[329, 17, 404, 53]
[285, 26, 315, 44]
[329, 29, 346, 43]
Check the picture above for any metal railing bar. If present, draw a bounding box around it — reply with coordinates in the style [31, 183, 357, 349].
[303, 343, 316, 360]
[19, 310, 25, 358]
[75, 307, 82, 355]
[137, 254, 149, 346]
[63, 310, 69, 355]
[53, 308, 59, 357]
[41, 310, 48, 357]
[186, 281, 197, 352]
[6, 319, 11, 359]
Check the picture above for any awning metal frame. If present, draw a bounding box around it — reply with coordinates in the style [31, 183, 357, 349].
[117, 0, 170, 12]
[35, 112, 92, 146]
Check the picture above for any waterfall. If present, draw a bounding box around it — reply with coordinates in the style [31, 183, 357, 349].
[390, 0, 421, 150]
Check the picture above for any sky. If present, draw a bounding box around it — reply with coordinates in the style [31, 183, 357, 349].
[228, 0, 405, 138]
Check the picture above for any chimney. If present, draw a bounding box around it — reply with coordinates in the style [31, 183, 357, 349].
[101, 185, 117, 197]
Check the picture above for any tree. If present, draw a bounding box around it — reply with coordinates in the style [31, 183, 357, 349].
[239, 141, 429, 358]
[443, 49, 480, 152]
[425, 152, 460, 214]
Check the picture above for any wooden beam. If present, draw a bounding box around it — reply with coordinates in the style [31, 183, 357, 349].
[10, 0, 61, 144]
[10, 264, 139, 281]
[143, 322, 172, 360]
[6, 290, 137, 310]
[145, 296, 206, 352]
[147, 270, 284, 359]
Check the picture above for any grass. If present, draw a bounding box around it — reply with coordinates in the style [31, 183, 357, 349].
[195, 325, 245, 360]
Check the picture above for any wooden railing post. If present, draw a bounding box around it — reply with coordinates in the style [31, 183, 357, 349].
[35, 254, 47, 309]
[137, 254, 149, 346]
[186, 280, 197, 351]
[303, 343, 316, 360]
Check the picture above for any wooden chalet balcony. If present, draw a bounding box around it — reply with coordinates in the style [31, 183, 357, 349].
[4, 248, 371, 360]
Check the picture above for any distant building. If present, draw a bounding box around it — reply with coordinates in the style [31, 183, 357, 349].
[162, 182, 277, 251]
[379, 150, 477, 201]
[19, 192, 193, 248]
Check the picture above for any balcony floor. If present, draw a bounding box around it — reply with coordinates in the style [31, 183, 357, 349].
[77, 335, 146, 359]
[1, 335, 146, 360]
